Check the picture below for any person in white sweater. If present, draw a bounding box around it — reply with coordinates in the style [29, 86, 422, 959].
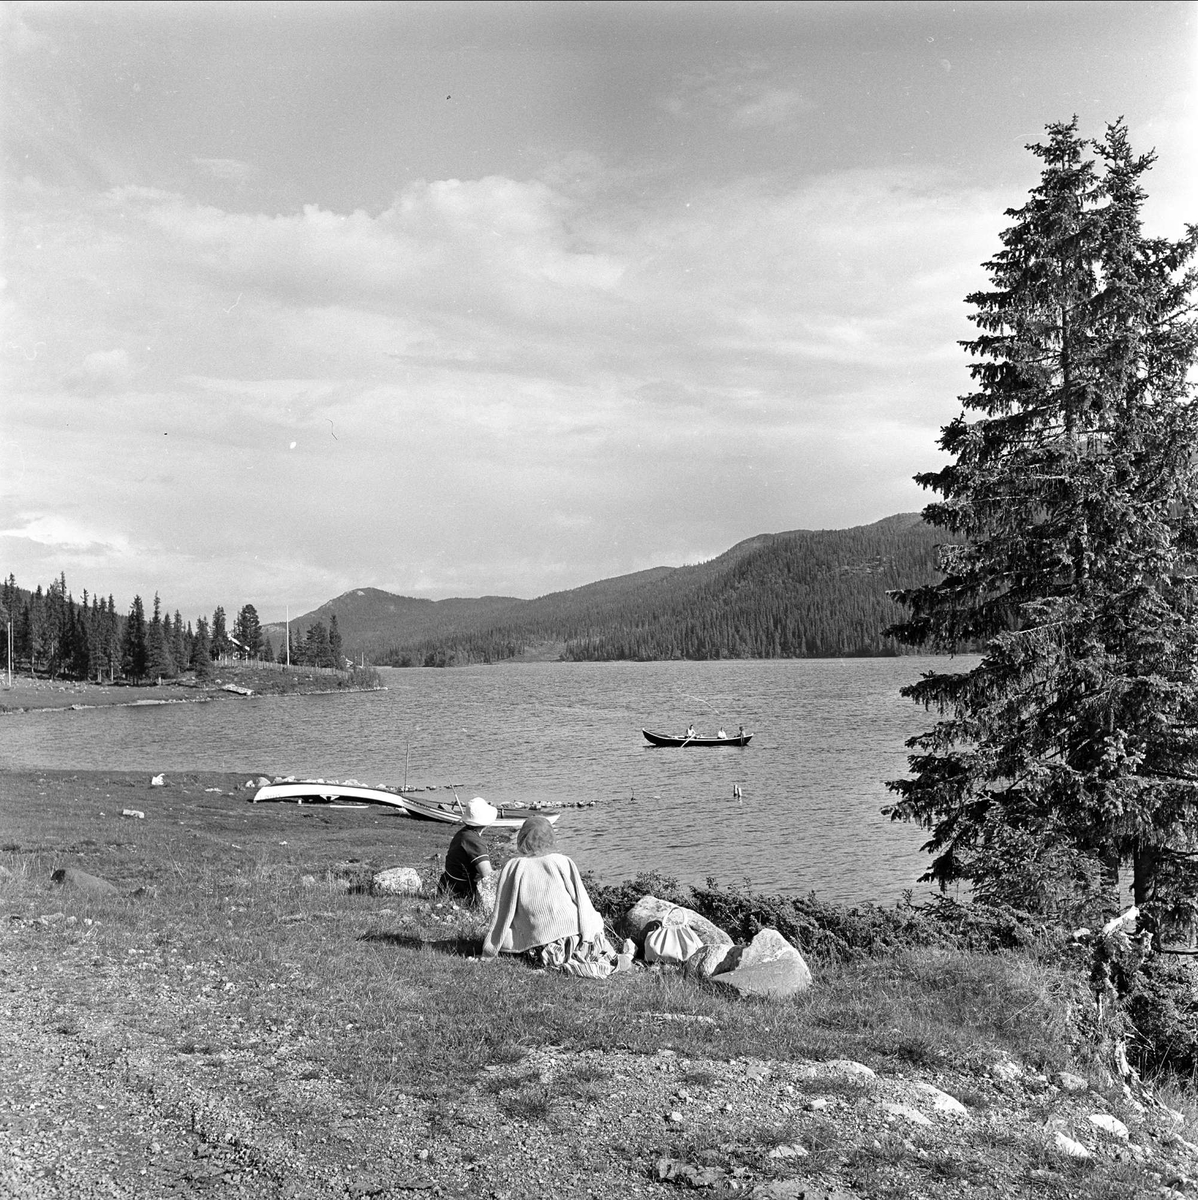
[481, 815, 628, 976]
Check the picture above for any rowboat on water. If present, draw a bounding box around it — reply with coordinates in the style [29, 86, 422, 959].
[398, 793, 561, 828]
[642, 728, 753, 747]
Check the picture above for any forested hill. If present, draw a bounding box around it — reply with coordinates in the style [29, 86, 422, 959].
[262, 589, 522, 659]
[345, 513, 950, 666]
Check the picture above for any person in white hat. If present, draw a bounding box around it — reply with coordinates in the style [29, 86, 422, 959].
[438, 797, 497, 904]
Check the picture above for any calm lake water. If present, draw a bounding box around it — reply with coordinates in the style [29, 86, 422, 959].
[0, 658, 973, 905]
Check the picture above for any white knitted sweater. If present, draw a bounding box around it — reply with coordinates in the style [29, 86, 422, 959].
[481, 853, 604, 957]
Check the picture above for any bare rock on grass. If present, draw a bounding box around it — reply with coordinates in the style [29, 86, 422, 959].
[1054, 1131, 1092, 1159]
[989, 1056, 1023, 1082]
[371, 867, 423, 896]
[810, 1059, 877, 1082]
[622, 895, 732, 950]
[911, 1080, 971, 1118]
[883, 1101, 933, 1127]
[50, 866, 119, 895]
[705, 928, 813, 999]
[1089, 1113, 1130, 1139]
[752, 1180, 859, 1199]
[1055, 1071, 1089, 1093]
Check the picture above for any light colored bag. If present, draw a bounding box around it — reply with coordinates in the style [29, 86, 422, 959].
[643, 908, 704, 965]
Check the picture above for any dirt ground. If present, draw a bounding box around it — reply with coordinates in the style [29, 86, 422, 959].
[2, 771, 1197, 1199]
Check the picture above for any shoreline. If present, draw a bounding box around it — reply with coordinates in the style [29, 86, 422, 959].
[1, 766, 1195, 1199]
[0, 669, 384, 715]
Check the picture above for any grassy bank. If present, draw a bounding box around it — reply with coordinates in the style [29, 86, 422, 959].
[0, 663, 383, 713]
[1, 770, 1196, 1199]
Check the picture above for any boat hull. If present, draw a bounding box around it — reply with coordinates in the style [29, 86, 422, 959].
[399, 794, 560, 828]
[252, 782, 409, 808]
[642, 729, 752, 747]
[252, 782, 561, 827]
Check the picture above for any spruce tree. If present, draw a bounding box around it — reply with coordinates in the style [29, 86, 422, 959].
[210, 606, 231, 660]
[122, 595, 148, 682]
[328, 613, 343, 668]
[191, 617, 215, 681]
[233, 604, 263, 659]
[87, 595, 106, 681]
[305, 620, 332, 668]
[887, 119, 1198, 937]
[146, 593, 175, 680]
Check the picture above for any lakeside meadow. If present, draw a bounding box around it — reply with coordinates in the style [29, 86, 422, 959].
[3, 757, 1198, 1199]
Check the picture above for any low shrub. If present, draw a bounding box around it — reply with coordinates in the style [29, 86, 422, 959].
[586, 872, 1071, 963]
[1122, 957, 1198, 1081]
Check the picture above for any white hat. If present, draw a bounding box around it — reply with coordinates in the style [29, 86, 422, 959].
[463, 797, 498, 828]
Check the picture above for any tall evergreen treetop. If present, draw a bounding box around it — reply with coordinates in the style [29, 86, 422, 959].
[122, 595, 148, 682]
[233, 603, 263, 659]
[210, 605, 231, 660]
[887, 119, 1198, 935]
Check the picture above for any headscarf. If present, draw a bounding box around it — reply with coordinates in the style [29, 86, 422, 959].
[516, 814, 557, 857]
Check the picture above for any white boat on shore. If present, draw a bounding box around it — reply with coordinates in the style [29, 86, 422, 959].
[398, 793, 560, 828]
[251, 781, 560, 827]
[251, 781, 409, 809]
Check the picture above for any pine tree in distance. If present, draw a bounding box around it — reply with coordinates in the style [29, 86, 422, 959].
[887, 119, 1198, 939]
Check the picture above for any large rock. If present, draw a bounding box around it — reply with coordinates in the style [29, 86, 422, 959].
[683, 942, 741, 981]
[700, 928, 812, 999]
[621, 895, 732, 950]
[370, 867, 423, 896]
[50, 867, 119, 896]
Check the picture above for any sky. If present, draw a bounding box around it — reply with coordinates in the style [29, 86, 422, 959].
[3, 1, 1196, 623]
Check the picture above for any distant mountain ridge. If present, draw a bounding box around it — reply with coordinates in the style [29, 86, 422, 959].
[267, 513, 951, 665]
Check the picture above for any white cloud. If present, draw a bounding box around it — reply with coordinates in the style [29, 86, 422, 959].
[0, 513, 133, 555]
[3, 160, 1010, 610]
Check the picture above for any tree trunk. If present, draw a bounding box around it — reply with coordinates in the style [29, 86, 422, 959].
[1133, 843, 1161, 945]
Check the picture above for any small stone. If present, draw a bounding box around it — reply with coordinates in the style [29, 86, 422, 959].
[766, 1143, 808, 1160]
[50, 867, 119, 896]
[1089, 1113, 1130, 1140]
[370, 867, 423, 896]
[912, 1081, 970, 1117]
[814, 1059, 877, 1082]
[803, 1098, 828, 1112]
[121, 809, 145, 819]
[883, 1102, 932, 1127]
[1054, 1131, 1091, 1159]
[989, 1058, 1023, 1082]
[751, 1180, 831, 1199]
[1056, 1071, 1089, 1093]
